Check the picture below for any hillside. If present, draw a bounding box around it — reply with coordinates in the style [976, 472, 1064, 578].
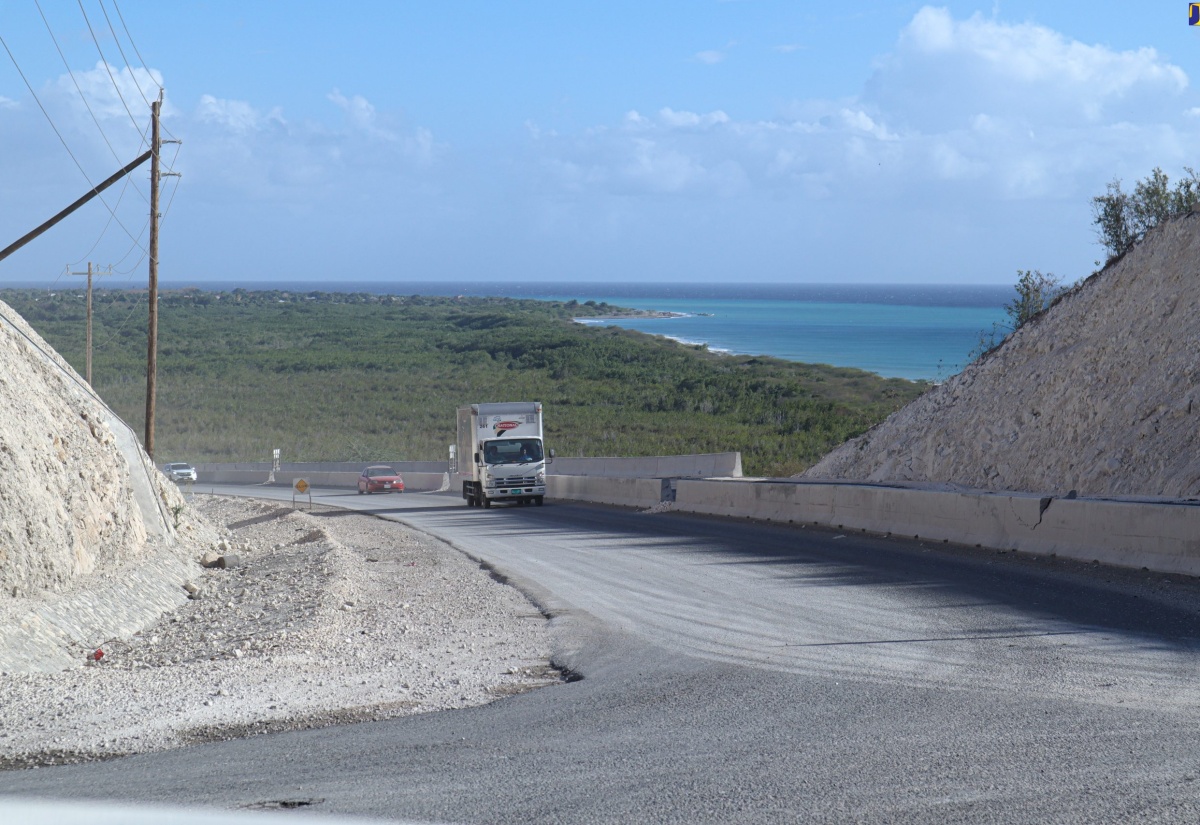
[0, 299, 203, 601]
[0, 290, 927, 477]
[804, 213, 1200, 499]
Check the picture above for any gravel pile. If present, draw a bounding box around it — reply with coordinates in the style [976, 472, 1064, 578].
[0, 495, 561, 771]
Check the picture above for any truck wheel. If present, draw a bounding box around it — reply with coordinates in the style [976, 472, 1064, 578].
[482, 497, 492, 509]
[535, 496, 544, 506]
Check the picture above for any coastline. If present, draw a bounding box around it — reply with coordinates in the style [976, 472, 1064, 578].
[573, 310, 687, 322]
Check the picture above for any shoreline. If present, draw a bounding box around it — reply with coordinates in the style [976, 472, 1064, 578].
[573, 310, 687, 322]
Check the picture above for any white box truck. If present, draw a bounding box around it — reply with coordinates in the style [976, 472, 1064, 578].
[453, 402, 553, 508]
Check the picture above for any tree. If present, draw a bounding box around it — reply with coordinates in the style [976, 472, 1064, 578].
[1005, 270, 1063, 329]
[1092, 167, 1200, 263]
[970, 269, 1065, 362]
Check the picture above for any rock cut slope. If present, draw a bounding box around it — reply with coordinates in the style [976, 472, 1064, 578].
[0, 298, 191, 600]
[804, 214, 1200, 499]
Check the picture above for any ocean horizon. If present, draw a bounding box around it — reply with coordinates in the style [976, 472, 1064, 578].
[4, 279, 1015, 380]
[145, 279, 1012, 308]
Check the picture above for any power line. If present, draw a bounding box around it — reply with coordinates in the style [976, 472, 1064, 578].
[0, 30, 149, 252]
[99, 0, 152, 110]
[76, 0, 149, 140]
[69, 193, 127, 266]
[111, 0, 154, 92]
[110, 0, 176, 143]
[35, 0, 128, 170]
[112, 138, 182, 275]
[92, 289, 148, 348]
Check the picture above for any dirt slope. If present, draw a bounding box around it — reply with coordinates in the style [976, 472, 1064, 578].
[804, 214, 1200, 499]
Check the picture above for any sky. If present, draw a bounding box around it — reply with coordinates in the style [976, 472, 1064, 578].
[2, 1, 1200, 288]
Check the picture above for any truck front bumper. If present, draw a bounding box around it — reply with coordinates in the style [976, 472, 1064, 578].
[486, 485, 546, 499]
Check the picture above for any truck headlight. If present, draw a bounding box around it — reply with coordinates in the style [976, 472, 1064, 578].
[535, 471, 545, 483]
[485, 478, 497, 488]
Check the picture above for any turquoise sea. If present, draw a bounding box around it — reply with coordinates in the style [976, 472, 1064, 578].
[170, 280, 1013, 381]
[564, 294, 1008, 381]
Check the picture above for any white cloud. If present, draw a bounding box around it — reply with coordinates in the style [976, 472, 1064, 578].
[623, 110, 651, 129]
[183, 87, 444, 204]
[529, 5, 1199, 209]
[12, 6, 1194, 285]
[694, 41, 738, 65]
[870, 6, 1187, 129]
[623, 138, 703, 192]
[56, 61, 166, 122]
[657, 108, 731, 129]
[327, 88, 400, 143]
[196, 94, 277, 134]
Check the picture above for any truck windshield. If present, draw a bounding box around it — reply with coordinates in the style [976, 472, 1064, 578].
[484, 439, 543, 464]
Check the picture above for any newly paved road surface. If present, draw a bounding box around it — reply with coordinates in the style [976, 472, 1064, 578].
[4, 487, 1200, 823]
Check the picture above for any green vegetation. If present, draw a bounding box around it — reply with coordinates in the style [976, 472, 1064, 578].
[1, 288, 928, 477]
[1004, 270, 1064, 329]
[971, 164, 1195, 361]
[1093, 166, 1200, 264]
[976, 165, 1200, 361]
[971, 269, 1066, 360]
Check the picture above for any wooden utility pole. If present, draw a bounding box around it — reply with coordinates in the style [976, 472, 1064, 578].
[145, 94, 161, 459]
[143, 90, 181, 460]
[68, 262, 113, 384]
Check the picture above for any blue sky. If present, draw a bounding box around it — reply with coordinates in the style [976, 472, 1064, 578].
[2, 1, 1200, 287]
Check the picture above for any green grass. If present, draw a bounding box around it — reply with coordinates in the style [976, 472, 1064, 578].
[1, 287, 930, 477]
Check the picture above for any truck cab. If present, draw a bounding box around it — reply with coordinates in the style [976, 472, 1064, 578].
[456, 402, 551, 508]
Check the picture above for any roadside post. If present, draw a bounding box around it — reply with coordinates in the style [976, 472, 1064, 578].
[292, 477, 311, 510]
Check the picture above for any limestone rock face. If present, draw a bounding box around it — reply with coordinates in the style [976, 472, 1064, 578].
[804, 214, 1200, 499]
[0, 299, 179, 597]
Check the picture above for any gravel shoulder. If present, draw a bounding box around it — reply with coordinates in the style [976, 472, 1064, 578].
[0, 495, 562, 771]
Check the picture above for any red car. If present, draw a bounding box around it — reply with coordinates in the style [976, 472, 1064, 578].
[357, 465, 405, 494]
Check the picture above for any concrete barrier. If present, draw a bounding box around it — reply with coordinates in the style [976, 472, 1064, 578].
[674, 478, 1200, 576]
[194, 469, 448, 492]
[547, 475, 666, 509]
[196, 459, 1200, 576]
[198, 453, 742, 482]
[550, 452, 742, 479]
[194, 460, 447, 475]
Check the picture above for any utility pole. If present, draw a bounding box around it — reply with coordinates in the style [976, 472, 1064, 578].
[68, 262, 113, 385]
[144, 90, 181, 460]
[145, 95, 161, 459]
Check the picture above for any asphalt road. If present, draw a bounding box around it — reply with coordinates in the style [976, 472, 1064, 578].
[4, 486, 1200, 824]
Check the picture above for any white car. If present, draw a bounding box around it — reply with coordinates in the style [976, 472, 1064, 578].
[164, 462, 197, 483]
